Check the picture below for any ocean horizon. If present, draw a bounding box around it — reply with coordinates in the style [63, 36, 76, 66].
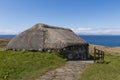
[0, 35, 120, 47]
[80, 35, 120, 47]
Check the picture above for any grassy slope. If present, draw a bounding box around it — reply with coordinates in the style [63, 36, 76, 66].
[79, 44, 120, 80]
[0, 38, 11, 48]
[80, 54, 120, 80]
[0, 50, 66, 80]
[89, 44, 120, 56]
[0, 38, 66, 80]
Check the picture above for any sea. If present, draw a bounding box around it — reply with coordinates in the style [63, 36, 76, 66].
[80, 35, 120, 47]
[0, 35, 120, 47]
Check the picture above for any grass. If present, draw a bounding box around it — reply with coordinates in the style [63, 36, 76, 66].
[0, 50, 66, 80]
[79, 54, 120, 80]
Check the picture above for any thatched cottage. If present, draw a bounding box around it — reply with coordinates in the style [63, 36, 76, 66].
[6, 23, 89, 60]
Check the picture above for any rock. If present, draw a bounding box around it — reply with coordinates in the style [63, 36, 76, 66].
[56, 69, 64, 73]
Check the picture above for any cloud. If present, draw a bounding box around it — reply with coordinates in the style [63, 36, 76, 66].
[0, 29, 21, 35]
[1, 28, 120, 35]
[71, 28, 120, 35]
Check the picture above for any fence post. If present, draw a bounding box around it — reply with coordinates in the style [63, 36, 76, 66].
[93, 47, 105, 63]
[94, 46, 96, 63]
[102, 51, 104, 62]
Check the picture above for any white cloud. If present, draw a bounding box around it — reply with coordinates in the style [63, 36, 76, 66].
[0, 29, 21, 35]
[77, 28, 92, 31]
[1, 28, 120, 35]
[71, 28, 120, 35]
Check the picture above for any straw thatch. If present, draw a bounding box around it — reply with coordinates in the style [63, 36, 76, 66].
[6, 23, 89, 60]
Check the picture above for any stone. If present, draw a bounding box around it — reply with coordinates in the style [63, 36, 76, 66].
[39, 61, 92, 80]
[56, 69, 64, 73]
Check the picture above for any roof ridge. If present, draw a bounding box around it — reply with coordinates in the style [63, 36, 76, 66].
[30, 23, 72, 31]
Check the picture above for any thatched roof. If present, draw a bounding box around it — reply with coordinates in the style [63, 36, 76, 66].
[6, 23, 88, 50]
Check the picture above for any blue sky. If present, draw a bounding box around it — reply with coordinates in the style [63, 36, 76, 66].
[0, 0, 120, 35]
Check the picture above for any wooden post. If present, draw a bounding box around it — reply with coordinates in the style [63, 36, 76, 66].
[102, 51, 104, 62]
[94, 46, 96, 63]
[93, 47, 105, 63]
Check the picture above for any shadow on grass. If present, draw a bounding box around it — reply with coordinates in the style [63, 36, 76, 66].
[96, 61, 111, 64]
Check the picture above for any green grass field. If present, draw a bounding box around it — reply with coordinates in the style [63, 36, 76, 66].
[80, 54, 120, 80]
[0, 50, 66, 80]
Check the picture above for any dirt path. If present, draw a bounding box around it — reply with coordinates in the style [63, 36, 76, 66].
[38, 61, 93, 80]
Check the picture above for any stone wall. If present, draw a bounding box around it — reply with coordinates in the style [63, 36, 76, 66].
[60, 45, 89, 60]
